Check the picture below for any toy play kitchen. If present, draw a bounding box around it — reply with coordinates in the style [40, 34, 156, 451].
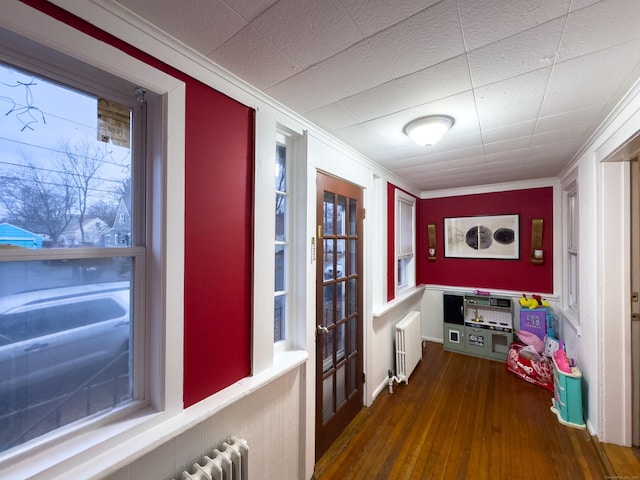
[443, 292, 513, 361]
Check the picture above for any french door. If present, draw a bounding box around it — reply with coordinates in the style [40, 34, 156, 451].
[315, 172, 364, 459]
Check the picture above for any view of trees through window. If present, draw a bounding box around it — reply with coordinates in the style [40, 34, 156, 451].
[0, 62, 132, 248]
[0, 61, 140, 452]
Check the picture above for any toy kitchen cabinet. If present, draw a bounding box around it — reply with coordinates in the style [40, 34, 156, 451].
[443, 292, 514, 362]
[551, 357, 586, 429]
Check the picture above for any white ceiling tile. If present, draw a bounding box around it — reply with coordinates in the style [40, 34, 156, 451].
[530, 124, 590, 147]
[265, 73, 338, 113]
[404, 146, 487, 170]
[251, 0, 362, 68]
[475, 69, 551, 131]
[534, 104, 604, 134]
[526, 140, 578, 161]
[569, 0, 601, 12]
[458, 0, 572, 51]
[118, 0, 246, 54]
[484, 148, 529, 164]
[340, 0, 440, 37]
[394, 148, 487, 172]
[304, 103, 363, 132]
[541, 40, 640, 117]
[481, 120, 536, 144]
[557, 0, 640, 63]
[367, 0, 465, 78]
[223, 0, 278, 21]
[341, 55, 472, 121]
[477, 99, 543, 131]
[467, 18, 564, 87]
[330, 124, 392, 158]
[415, 160, 524, 184]
[208, 26, 300, 90]
[305, 41, 393, 100]
[475, 68, 551, 111]
[370, 145, 422, 165]
[484, 136, 532, 155]
[522, 158, 568, 177]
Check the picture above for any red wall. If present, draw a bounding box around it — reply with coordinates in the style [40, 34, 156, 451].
[417, 187, 553, 294]
[23, 0, 254, 406]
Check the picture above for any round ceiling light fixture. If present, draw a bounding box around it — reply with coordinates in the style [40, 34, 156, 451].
[403, 115, 455, 147]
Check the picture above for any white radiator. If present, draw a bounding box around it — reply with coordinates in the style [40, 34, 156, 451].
[180, 437, 249, 480]
[394, 310, 422, 384]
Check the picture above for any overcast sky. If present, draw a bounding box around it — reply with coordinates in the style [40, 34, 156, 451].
[0, 62, 131, 218]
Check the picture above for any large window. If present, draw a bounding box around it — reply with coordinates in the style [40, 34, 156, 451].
[395, 190, 416, 292]
[0, 57, 146, 452]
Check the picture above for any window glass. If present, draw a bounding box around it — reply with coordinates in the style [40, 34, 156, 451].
[0, 60, 141, 452]
[395, 190, 415, 291]
[274, 140, 287, 342]
[563, 176, 579, 318]
[567, 188, 579, 312]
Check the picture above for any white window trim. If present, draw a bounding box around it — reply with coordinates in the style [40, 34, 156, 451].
[274, 131, 290, 352]
[273, 128, 305, 355]
[562, 169, 579, 331]
[0, 3, 185, 477]
[395, 189, 416, 296]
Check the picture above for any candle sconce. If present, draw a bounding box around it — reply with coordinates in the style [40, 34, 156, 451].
[530, 218, 544, 264]
[428, 223, 436, 261]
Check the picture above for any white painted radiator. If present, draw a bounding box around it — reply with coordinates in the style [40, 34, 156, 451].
[395, 310, 422, 384]
[180, 437, 249, 480]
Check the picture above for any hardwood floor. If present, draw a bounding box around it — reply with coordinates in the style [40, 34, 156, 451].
[314, 342, 640, 479]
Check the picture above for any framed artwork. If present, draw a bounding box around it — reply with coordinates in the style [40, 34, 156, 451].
[444, 214, 519, 259]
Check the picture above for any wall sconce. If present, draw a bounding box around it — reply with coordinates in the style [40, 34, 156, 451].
[427, 223, 437, 261]
[403, 115, 455, 147]
[531, 218, 544, 264]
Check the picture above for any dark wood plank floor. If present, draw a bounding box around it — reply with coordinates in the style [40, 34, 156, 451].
[314, 342, 639, 479]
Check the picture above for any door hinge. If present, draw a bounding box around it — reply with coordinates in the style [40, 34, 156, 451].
[362, 208, 366, 220]
[362, 372, 366, 384]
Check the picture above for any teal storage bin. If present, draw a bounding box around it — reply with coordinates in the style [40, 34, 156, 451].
[551, 357, 585, 429]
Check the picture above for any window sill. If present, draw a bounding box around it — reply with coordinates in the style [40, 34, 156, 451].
[559, 308, 581, 337]
[1, 350, 308, 479]
[372, 285, 425, 317]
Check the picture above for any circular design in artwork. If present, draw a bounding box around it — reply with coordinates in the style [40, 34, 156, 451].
[465, 225, 493, 250]
[493, 227, 515, 245]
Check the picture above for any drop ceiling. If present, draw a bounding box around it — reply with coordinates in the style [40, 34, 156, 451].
[108, 0, 640, 190]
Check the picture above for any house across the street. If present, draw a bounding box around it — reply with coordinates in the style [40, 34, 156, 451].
[0, 223, 42, 249]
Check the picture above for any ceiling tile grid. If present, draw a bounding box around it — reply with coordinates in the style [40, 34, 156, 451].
[113, 0, 640, 191]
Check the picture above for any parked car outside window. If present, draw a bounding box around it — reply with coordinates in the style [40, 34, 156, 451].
[0, 281, 131, 451]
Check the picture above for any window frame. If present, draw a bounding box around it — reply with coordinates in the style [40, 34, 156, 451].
[0, 8, 183, 472]
[273, 126, 305, 355]
[274, 132, 289, 346]
[395, 189, 416, 295]
[562, 170, 579, 326]
[0, 46, 150, 450]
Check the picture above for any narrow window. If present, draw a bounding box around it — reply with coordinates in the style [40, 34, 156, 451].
[395, 190, 416, 292]
[274, 135, 288, 343]
[567, 184, 579, 313]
